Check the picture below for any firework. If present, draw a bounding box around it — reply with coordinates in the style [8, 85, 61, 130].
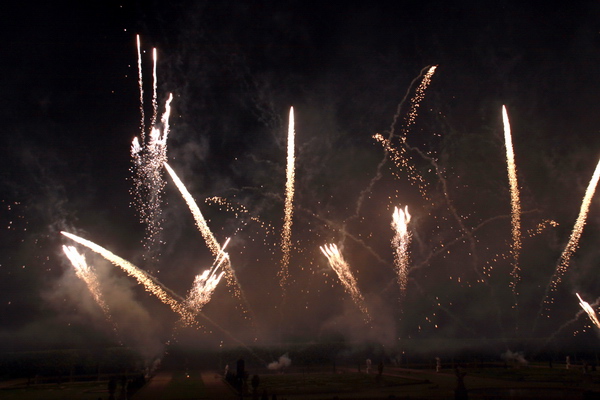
[320, 243, 371, 322]
[136, 35, 145, 143]
[163, 162, 254, 321]
[62, 245, 111, 320]
[361, 66, 437, 214]
[541, 158, 600, 315]
[576, 293, 600, 329]
[502, 106, 522, 294]
[61, 231, 196, 326]
[163, 162, 221, 256]
[403, 66, 437, 131]
[131, 36, 174, 260]
[279, 107, 296, 291]
[185, 238, 230, 313]
[391, 206, 412, 296]
[151, 48, 158, 128]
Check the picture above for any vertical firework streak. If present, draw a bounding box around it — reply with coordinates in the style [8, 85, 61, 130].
[502, 106, 522, 295]
[539, 158, 600, 318]
[131, 36, 173, 259]
[151, 48, 158, 129]
[136, 35, 145, 143]
[576, 293, 600, 329]
[61, 231, 196, 326]
[320, 244, 371, 322]
[279, 107, 295, 291]
[391, 206, 412, 297]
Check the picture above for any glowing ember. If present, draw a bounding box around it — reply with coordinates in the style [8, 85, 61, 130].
[502, 106, 522, 295]
[576, 293, 600, 329]
[279, 107, 296, 291]
[320, 243, 371, 322]
[391, 206, 412, 297]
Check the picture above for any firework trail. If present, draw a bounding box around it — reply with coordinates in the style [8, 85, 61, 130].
[391, 206, 412, 297]
[356, 66, 436, 216]
[163, 163, 222, 256]
[279, 107, 295, 291]
[131, 37, 174, 260]
[151, 48, 158, 129]
[320, 243, 371, 322]
[62, 245, 119, 336]
[185, 238, 230, 313]
[576, 293, 600, 329]
[136, 35, 145, 143]
[502, 106, 522, 297]
[539, 158, 600, 319]
[61, 231, 197, 326]
[163, 162, 255, 322]
[64, 237, 257, 357]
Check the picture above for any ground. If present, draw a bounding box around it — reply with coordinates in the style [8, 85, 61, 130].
[2, 362, 600, 399]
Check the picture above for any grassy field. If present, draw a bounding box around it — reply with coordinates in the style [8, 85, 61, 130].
[0, 381, 110, 400]
[156, 370, 208, 399]
[466, 365, 597, 384]
[258, 372, 427, 396]
[0, 371, 209, 400]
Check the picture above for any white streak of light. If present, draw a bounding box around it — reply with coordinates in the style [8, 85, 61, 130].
[543, 158, 600, 311]
[136, 34, 145, 143]
[577, 293, 600, 329]
[502, 105, 522, 293]
[279, 107, 295, 290]
[151, 48, 158, 129]
[163, 162, 220, 255]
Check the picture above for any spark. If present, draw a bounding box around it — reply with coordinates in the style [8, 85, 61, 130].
[391, 206, 412, 297]
[320, 243, 371, 322]
[502, 106, 522, 295]
[576, 293, 600, 329]
[279, 107, 295, 291]
[61, 231, 196, 326]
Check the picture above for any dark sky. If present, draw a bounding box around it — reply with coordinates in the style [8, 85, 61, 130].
[2, 1, 600, 360]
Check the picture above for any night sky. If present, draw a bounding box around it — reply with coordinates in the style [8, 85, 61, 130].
[2, 1, 600, 360]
